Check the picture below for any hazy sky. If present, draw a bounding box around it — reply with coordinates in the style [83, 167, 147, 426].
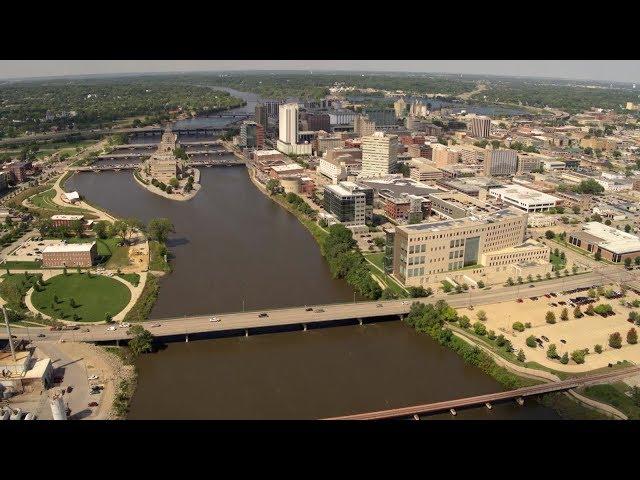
[1, 60, 639, 83]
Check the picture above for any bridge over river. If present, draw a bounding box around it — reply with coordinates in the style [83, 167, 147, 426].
[325, 366, 640, 419]
[2, 269, 634, 344]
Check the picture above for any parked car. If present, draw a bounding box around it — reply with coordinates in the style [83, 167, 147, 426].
[516, 298, 523, 303]
[151, 323, 161, 328]
[305, 307, 313, 312]
[258, 313, 269, 318]
[315, 309, 325, 313]
[119, 323, 131, 329]
[541, 336, 549, 342]
[37, 333, 45, 338]
[106, 326, 117, 331]
[88, 402, 98, 407]
[560, 339, 566, 344]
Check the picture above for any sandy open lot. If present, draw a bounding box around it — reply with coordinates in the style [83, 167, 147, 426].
[457, 285, 640, 372]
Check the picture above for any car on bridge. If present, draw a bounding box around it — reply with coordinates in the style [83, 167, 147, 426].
[209, 317, 221, 322]
[258, 313, 269, 318]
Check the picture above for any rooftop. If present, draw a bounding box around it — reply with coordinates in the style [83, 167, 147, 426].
[578, 222, 640, 254]
[399, 207, 525, 234]
[489, 184, 560, 204]
[43, 241, 96, 254]
[51, 214, 84, 221]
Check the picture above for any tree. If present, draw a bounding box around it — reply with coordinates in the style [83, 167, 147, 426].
[631, 386, 640, 408]
[266, 179, 281, 195]
[147, 218, 175, 243]
[105, 313, 113, 323]
[573, 306, 583, 318]
[69, 298, 76, 308]
[545, 230, 555, 240]
[517, 349, 526, 362]
[625, 224, 632, 233]
[476, 280, 485, 289]
[585, 304, 595, 316]
[473, 322, 486, 336]
[571, 349, 586, 364]
[458, 316, 470, 329]
[506, 277, 514, 286]
[609, 332, 622, 349]
[635, 256, 640, 266]
[624, 257, 632, 269]
[71, 219, 85, 237]
[627, 328, 638, 345]
[166, 185, 173, 194]
[487, 330, 496, 340]
[545, 311, 556, 324]
[560, 307, 569, 321]
[94, 220, 109, 239]
[110, 219, 127, 239]
[512, 321, 525, 332]
[517, 276, 523, 284]
[380, 288, 397, 300]
[127, 324, 154, 356]
[594, 251, 602, 261]
[318, 219, 328, 228]
[169, 177, 179, 188]
[560, 352, 569, 365]
[594, 344, 603, 354]
[526, 335, 537, 348]
[476, 310, 487, 322]
[547, 343, 558, 359]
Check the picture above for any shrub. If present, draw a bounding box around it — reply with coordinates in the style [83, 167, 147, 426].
[547, 343, 558, 359]
[526, 335, 537, 348]
[573, 306, 583, 318]
[458, 315, 471, 329]
[585, 304, 595, 316]
[560, 307, 569, 321]
[545, 311, 556, 324]
[495, 335, 507, 347]
[524, 322, 531, 328]
[560, 352, 569, 364]
[512, 321, 525, 332]
[594, 344, 603, 354]
[473, 322, 486, 336]
[593, 304, 613, 315]
[517, 349, 526, 362]
[476, 310, 487, 322]
[609, 332, 622, 349]
[571, 349, 586, 364]
[487, 330, 496, 340]
[627, 328, 638, 345]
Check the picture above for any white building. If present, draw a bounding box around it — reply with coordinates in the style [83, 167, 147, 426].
[489, 185, 560, 212]
[276, 103, 313, 156]
[360, 132, 399, 178]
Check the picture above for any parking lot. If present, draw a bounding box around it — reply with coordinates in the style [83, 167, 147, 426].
[7, 238, 67, 262]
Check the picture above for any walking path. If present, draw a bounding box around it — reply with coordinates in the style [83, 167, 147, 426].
[51, 173, 115, 222]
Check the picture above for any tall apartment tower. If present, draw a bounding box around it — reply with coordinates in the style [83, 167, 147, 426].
[278, 103, 299, 144]
[360, 132, 399, 178]
[470, 115, 491, 139]
[354, 114, 376, 137]
[484, 148, 518, 176]
[255, 104, 268, 128]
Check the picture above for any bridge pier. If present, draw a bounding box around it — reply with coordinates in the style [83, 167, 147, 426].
[358, 318, 363, 326]
[303, 323, 307, 331]
[516, 397, 524, 406]
[412, 414, 420, 421]
[449, 408, 457, 416]
[485, 402, 492, 410]
[185, 334, 189, 343]
[245, 329, 249, 338]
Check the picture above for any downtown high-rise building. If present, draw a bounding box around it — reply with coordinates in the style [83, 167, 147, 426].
[278, 103, 299, 144]
[354, 114, 376, 137]
[255, 104, 268, 128]
[484, 148, 518, 176]
[469, 115, 491, 139]
[360, 132, 399, 177]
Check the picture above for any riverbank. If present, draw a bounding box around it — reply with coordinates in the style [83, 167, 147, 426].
[133, 167, 201, 202]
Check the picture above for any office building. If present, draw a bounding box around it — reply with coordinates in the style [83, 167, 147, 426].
[484, 149, 518, 176]
[392, 207, 537, 286]
[360, 132, 399, 177]
[354, 115, 376, 137]
[50, 214, 84, 228]
[432, 144, 461, 168]
[323, 181, 374, 227]
[255, 104, 268, 128]
[469, 115, 491, 138]
[394, 98, 407, 118]
[364, 109, 396, 126]
[240, 121, 265, 149]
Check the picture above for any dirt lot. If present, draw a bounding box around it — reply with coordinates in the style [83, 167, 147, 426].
[457, 285, 640, 372]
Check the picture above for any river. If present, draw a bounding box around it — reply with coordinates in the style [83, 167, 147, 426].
[64, 86, 561, 419]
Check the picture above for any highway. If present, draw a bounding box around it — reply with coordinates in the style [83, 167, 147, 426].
[325, 365, 640, 420]
[3, 267, 638, 343]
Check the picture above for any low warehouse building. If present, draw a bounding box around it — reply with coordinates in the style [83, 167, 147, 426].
[42, 242, 97, 268]
[568, 222, 640, 263]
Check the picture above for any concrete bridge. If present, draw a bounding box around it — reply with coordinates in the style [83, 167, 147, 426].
[69, 163, 140, 172]
[326, 366, 640, 419]
[0, 270, 622, 344]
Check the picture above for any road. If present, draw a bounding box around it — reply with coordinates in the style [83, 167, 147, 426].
[4, 266, 638, 343]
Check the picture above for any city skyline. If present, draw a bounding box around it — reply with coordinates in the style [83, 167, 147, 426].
[1, 60, 639, 84]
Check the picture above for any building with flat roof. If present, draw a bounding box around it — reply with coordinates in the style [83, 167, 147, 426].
[323, 181, 373, 228]
[429, 191, 500, 219]
[568, 222, 640, 263]
[392, 207, 531, 286]
[409, 159, 444, 182]
[489, 185, 560, 212]
[42, 242, 97, 268]
[50, 214, 84, 228]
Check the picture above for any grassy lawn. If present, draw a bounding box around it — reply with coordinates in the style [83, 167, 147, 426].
[65, 236, 130, 268]
[581, 382, 640, 419]
[549, 252, 566, 271]
[149, 241, 171, 272]
[364, 253, 408, 297]
[365, 252, 384, 271]
[118, 273, 140, 287]
[29, 187, 95, 217]
[2, 260, 42, 270]
[0, 273, 42, 312]
[31, 273, 131, 322]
